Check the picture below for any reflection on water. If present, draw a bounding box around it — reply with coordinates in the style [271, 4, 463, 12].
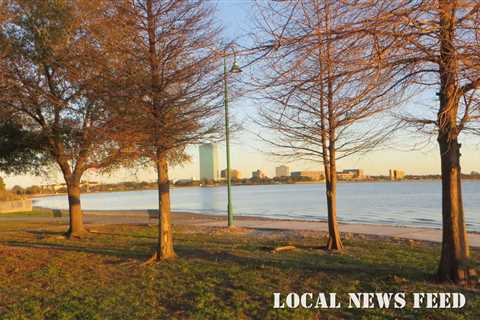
[33, 181, 480, 231]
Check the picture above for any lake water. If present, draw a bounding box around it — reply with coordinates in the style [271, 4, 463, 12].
[33, 181, 480, 232]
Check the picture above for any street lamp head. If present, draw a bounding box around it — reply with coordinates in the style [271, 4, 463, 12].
[229, 61, 242, 74]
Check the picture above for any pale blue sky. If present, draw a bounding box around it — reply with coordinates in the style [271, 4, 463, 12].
[3, 1, 480, 188]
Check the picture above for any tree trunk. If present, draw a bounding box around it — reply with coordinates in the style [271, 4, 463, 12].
[435, 0, 471, 283]
[437, 136, 470, 282]
[66, 180, 86, 237]
[325, 152, 343, 251]
[155, 152, 176, 260]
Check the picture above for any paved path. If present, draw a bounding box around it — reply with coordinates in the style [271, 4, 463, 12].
[2, 209, 479, 248]
[199, 219, 480, 247]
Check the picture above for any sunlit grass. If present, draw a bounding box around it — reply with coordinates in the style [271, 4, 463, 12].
[0, 209, 55, 218]
[0, 222, 478, 319]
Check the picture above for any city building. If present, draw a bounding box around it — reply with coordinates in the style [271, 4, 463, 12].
[251, 169, 267, 179]
[338, 169, 365, 180]
[336, 172, 354, 180]
[290, 171, 324, 181]
[199, 143, 219, 181]
[275, 165, 290, 178]
[221, 169, 241, 180]
[389, 169, 405, 180]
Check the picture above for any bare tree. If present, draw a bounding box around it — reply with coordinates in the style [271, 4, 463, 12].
[0, 0, 139, 237]
[358, 0, 480, 283]
[252, 0, 399, 250]
[116, 0, 223, 260]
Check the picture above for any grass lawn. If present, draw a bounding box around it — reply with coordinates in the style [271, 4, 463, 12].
[0, 208, 64, 218]
[0, 221, 478, 320]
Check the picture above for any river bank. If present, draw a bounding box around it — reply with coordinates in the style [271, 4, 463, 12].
[2, 207, 477, 248]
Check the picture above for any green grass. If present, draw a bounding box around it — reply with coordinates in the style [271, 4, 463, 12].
[0, 222, 478, 320]
[0, 209, 59, 218]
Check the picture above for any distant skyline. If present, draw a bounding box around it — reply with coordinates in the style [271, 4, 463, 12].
[5, 138, 480, 188]
[2, 1, 480, 188]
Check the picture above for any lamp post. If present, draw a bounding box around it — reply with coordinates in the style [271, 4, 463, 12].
[223, 46, 241, 227]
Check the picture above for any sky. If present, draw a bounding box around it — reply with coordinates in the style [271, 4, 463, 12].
[3, 1, 480, 188]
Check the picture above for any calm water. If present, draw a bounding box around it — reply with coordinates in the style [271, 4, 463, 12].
[33, 181, 480, 231]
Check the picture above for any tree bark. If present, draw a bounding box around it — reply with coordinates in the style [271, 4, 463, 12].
[436, 0, 470, 283]
[66, 179, 86, 237]
[325, 145, 343, 251]
[155, 151, 176, 260]
[437, 135, 470, 282]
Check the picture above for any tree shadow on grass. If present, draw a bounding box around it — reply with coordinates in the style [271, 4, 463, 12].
[1, 240, 149, 262]
[20, 227, 157, 241]
[0, 233, 433, 284]
[173, 244, 432, 283]
[88, 231, 156, 240]
[22, 229, 66, 238]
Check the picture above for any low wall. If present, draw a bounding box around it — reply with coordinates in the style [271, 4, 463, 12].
[0, 199, 32, 213]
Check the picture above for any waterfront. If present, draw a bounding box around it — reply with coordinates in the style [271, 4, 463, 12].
[33, 181, 480, 232]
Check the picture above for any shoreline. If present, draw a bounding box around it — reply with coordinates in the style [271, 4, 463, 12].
[26, 206, 480, 247]
[31, 206, 480, 234]
[24, 178, 480, 199]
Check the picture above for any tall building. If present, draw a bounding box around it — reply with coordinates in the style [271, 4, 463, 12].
[275, 165, 290, 178]
[389, 169, 405, 180]
[199, 143, 219, 181]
